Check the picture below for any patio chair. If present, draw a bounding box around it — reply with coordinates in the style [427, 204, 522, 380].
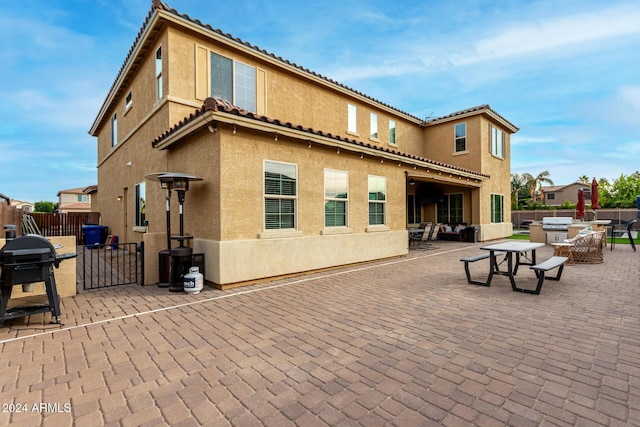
[409, 223, 430, 248]
[610, 219, 637, 252]
[565, 230, 605, 263]
[413, 223, 437, 250]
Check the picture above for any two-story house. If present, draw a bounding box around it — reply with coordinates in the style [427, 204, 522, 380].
[57, 187, 92, 213]
[541, 182, 591, 206]
[89, 0, 518, 287]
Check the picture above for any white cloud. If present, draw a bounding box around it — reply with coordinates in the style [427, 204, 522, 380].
[456, 4, 640, 66]
[511, 135, 557, 146]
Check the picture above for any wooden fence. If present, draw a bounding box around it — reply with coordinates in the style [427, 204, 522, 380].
[31, 212, 101, 244]
[1, 202, 23, 235]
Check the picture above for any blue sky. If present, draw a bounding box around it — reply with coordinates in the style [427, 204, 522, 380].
[1, 0, 639, 203]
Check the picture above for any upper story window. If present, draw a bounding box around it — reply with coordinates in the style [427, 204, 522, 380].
[264, 161, 297, 230]
[77, 194, 88, 202]
[325, 169, 348, 227]
[111, 113, 117, 147]
[135, 182, 146, 227]
[347, 104, 357, 134]
[490, 125, 504, 158]
[370, 113, 378, 140]
[125, 92, 132, 110]
[454, 123, 466, 153]
[368, 175, 386, 226]
[211, 52, 256, 112]
[389, 120, 396, 145]
[155, 46, 163, 100]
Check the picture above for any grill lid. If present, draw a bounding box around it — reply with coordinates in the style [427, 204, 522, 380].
[0, 234, 57, 262]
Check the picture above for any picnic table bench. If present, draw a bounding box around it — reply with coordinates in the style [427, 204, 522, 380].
[528, 256, 568, 295]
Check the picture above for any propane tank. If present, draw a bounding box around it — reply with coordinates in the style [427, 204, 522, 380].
[183, 266, 203, 294]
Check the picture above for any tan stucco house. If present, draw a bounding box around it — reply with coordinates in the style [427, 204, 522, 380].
[57, 187, 92, 213]
[89, 0, 518, 287]
[541, 182, 591, 206]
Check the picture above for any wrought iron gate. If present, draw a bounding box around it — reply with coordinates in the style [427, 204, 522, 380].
[78, 242, 144, 290]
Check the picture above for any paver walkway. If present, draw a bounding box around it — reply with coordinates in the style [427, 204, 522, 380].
[1, 240, 638, 426]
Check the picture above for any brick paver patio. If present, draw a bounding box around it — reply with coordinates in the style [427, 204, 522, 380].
[1, 240, 638, 426]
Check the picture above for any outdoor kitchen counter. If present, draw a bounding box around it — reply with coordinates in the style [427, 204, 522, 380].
[529, 220, 611, 243]
[0, 235, 77, 300]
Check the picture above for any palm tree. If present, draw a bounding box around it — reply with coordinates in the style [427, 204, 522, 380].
[578, 175, 589, 184]
[529, 170, 554, 203]
[511, 173, 532, 208]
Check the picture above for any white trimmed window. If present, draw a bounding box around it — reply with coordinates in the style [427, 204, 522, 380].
[490, 125, 504, 158]
[264, 161, 297, 230]
[370, 113, 378, 139]
[368, 175, 386, 225]
[455, 123, 466, 153]
[111, 113, 117, 147]
[324, 169, 348, 227]
[155, 46, 163, 99]
[348, 104, 357, 133]
[125, 91, 132, 110]
[136, 182, 146, 227]
[491, 194, 504, 223]
[211, 52, 256, 112]
[389, 120, 396, 145]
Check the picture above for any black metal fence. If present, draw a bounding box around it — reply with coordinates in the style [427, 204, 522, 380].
[78, 241, 144, 290]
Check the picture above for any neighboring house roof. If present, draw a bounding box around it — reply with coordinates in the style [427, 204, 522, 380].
[92, 0, 514, 135]
[57, 187, 88, 196]
[59, 202, 91, 210]
[152, 97, 491, 180]
[542, 182, 591, 193]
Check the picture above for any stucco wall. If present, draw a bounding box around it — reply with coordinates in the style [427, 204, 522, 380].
[194, 230, 407, 286]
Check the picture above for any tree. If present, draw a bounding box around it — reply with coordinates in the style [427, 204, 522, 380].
[529, 171, 554, 203]
[600, 171, 640, 208]
[511, 173, 532, 209]
[34, 201, 56, 213]
[577, 175, 589, 184]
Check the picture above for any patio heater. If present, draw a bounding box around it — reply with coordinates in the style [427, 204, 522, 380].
[145, 172, 202, 291]
[145, 172, 172, 287]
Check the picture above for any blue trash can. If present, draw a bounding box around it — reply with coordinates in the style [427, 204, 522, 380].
[82, 225, 108, 246]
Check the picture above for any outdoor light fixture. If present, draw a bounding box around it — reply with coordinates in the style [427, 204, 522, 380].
[116, 195, 123, 201]
[409, 179, 416, 186]
[207, 124, 217, 133]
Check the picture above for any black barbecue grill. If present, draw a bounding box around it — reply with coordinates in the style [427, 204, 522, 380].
[0, 234, 76, 325]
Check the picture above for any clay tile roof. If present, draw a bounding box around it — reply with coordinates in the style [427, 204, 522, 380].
[57, 187, 88, 196]
[427, 104, 519, 132]
[91, 0, 422, 134]
[152, 98, 490, 179]
[60, 202, 91, 210]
